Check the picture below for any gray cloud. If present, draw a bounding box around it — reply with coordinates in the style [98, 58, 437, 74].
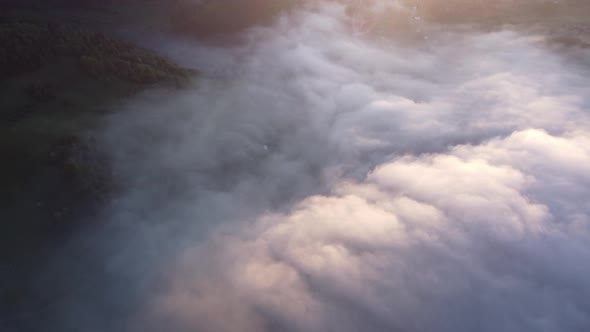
[36, 1, 590, 332]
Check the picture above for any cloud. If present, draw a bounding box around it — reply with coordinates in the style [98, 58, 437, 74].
[33, 2, 590, 332]
[156, 129, 590, 332]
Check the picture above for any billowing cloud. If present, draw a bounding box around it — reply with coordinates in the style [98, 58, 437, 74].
[153, 129, 590, 332]
[33, 2, 590, 332]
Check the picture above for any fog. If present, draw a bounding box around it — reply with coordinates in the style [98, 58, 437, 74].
[31, 1, 590, 331]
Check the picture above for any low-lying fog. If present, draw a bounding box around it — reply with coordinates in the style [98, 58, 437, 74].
[31, 1, 590, 331]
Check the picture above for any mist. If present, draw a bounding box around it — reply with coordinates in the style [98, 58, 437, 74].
[26, 1, 590, 332]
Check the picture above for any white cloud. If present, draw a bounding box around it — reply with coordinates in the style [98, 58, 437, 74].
[39, 2, 590, 332]
[158, 129, 590, 332]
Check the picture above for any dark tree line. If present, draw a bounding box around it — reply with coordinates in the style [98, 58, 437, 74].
[0, 20, 193, 84]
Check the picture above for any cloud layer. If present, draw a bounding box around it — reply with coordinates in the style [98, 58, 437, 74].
[36, 2, 590, 332]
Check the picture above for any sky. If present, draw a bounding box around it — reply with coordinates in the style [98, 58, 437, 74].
[31, 1, 590, 331]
